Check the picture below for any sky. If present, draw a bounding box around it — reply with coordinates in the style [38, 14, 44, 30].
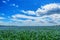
[0, 0, 60, 26]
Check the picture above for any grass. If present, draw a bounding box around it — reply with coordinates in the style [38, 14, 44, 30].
[0, 26, 60, 40]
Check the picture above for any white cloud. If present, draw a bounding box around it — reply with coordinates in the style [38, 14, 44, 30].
[12, 14, 36, 19]
[7, 3, 60, 26]
[21, 3, 60, 17]
[2, 1, 7, 3]
[1, 3, 60, 26]
[21, 10, 36, 15]
[10, 4, 19, 8]
[12, 4, 16, 6]
[0, 17, 5, 19]
[36, 3, 60, 16]
[42, 3, 60, 10]
[11, 14, 56, 24]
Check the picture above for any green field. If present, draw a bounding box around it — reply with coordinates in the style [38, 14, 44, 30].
[0, 26, 60, 40]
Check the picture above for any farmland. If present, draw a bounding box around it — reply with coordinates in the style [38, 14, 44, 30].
[0, 26, 60, 40]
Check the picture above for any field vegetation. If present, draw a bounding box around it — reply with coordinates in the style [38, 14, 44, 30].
[0, 26, 60, 40]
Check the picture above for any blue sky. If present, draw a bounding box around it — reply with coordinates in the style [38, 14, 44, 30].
[0, 0, 60, 26]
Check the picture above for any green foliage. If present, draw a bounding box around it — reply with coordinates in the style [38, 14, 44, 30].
[0, 26, 60, 40]
[0, 30, 60, 40]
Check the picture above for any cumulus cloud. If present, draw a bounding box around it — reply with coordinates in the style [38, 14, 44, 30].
[11, 14, 59, 24]
[9, 3, 60, 26]
[21, 10, 36, 15]
[21, 3, 60, 16]
[1, 3, 60, 26]
[36, 3, 60, 16]
[12, 14, 36, 19]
